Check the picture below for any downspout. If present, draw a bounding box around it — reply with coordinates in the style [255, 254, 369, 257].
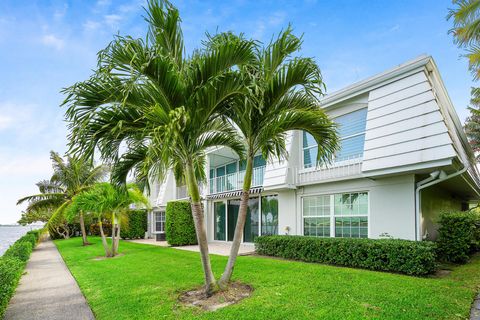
[415, 164, 468, 241]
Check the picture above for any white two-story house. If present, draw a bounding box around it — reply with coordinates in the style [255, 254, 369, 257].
[147, 55, 480, 243]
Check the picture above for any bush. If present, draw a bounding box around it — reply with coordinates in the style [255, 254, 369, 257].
[436, 211, 480, 263]
[90, 220, 112, 237]
[121, 210, 148, 239]
[255, 236, 437, 276]
[3, 241, 33, 262]
[0, 257, 24, 318]
[18, 233, 37, 248]
[166, 201, 197, 246]
[26, 229, 43, 242]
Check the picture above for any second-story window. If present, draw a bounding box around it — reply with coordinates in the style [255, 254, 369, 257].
[303, 108, 368, 168]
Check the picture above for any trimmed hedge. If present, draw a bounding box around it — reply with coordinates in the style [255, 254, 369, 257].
[3, 241, 33, 262]
[0, 230, 41, 317]
[121, 210, 148, 239]
[255, 235, 437, 276]
[166, 200, 197, 246]
[436, 211, 480, 263]
[0, 257, 23, 318]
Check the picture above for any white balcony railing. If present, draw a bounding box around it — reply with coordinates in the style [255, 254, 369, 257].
[209, 166, 266, 194]
[294, 155, 363, 185]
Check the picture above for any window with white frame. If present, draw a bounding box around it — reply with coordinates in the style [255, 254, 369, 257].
[303, 108, 368, 168]
[154, 211, 165, 233]
[302, 192, 368, 238]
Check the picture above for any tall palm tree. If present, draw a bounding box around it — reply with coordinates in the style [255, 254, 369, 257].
[17, 151, 108, 244]
[66, 183, 149, 257]
[448, 0, 480, 80]
[62, 0, 254, 295]
[208, 30, 339, 288]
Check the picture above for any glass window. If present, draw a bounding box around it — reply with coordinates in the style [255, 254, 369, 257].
[304, 217, 330, 237]
[302, 195, 331, 238]
[261, 195, 278, 236]
[303, 192, 368, 238]
[302, 108, 367, 167]
[227, 198, 259, 242]
[254, 155, 267, 168]
[214, 202, 226, 241]
[226, 162, 237, 174]
[155, 211, 165, 232]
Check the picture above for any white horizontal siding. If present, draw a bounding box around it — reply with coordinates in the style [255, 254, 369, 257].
[368, 71, 428, 101]
[366, 111, 444, 139]
[363, 145, 456, 171]
[364, 133, 452, 160]
[362, 72, 455, 173]
[368, 91, 435, 120]
[369, 81, 431, 110]
[367, 100, 438, 129]
[365, 122, 448, 150]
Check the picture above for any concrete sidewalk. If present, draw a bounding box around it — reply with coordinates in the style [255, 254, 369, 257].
[4, 240, 95, 320]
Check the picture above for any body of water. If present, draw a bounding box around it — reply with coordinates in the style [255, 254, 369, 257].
[0, 225, 42, 256]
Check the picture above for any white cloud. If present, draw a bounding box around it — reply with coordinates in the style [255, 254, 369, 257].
[104, 14, 122, 26]
[54, 3, 68, 20]
[268, 11, 286, 27]
[41, 34, 64, 50]
[83, 20, 101, 31]
[0, 115, 13, 130]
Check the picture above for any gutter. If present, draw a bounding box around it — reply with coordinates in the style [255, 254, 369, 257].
[414, 165, 468, 241]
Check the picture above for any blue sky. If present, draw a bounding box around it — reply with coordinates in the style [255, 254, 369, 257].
[0, 0, 474, 224]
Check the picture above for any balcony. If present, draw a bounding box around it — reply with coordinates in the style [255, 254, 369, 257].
[293, 155, 363, 185]
[209, 166, 266, 194]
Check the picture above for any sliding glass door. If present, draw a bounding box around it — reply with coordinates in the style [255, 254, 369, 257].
[214, 202, 226, 241]
[227, 198, 259, 242]
[214, 195, 276, 243]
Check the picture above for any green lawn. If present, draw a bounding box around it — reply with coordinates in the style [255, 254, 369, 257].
[55, 237, 480, 320]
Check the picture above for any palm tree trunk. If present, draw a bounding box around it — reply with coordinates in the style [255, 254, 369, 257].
[219, 154, 253, 289]
[79, 212, 90, 246]
[185, 161, 217, 296]
[114, 220, 121, 255]
[99, 221, 112, 257]
[111, 213, 116, 256]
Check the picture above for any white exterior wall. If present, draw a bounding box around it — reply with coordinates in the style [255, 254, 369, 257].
[362, 71, 456, 173]
[294, 175, 416, 240]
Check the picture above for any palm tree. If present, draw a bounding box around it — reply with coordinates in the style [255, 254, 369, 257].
[17, 151, 107, 244]
[448, 0, 480, 80]
[62, 0, 254, 295]
[207, 30, 339, 288]
[66, 183, 149, 257]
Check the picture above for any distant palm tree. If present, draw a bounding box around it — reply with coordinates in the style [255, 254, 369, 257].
[62, 0, 254, 295]
[207, 30, 338, 288]
[448, 1, 480, 159]
[448, 0, 480, 80]
[66, 183, 149, 257]
[17, 151, 108, 244]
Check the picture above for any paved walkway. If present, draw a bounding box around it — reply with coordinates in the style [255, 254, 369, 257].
[127, 239, 255, 256]
[4, 240, 95, 320]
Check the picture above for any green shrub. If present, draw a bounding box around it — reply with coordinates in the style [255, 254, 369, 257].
[89, 220, 112, 237]
[121, 210, 148, 239]
[18, 233, 37, 248]
[436, 211, 479, 263]
[0, 257, 24, 318]
[166, 201, 197, 246]
[255, 236, 437, 276]
[26, 229, 43, 242]
[3, 241, 33, 262]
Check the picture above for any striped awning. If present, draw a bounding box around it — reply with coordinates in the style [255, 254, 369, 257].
[206, 187, 263, 200]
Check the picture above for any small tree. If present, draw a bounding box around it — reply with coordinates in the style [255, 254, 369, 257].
[66, 183, 149, 257]
[17, 151, 108, 244]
